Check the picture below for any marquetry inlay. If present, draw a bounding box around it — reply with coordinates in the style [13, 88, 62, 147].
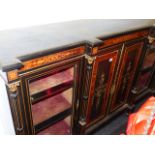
[7, 46, 85, 82]
[7, 70, 18, 82]
[92, 47, 98, 55]
[20, 46, 85, 71]
[98, 30, 149, 50]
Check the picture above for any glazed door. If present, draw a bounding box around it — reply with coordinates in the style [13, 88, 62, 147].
[110, 41, 144, 112]
[135, 46, 155, 93]
[21, 58, 83, 135]
[86, 49, 119, 124]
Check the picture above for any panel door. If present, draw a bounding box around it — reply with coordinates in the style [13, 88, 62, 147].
[110, 41, 144, 112]
[21, 57, 83, 135]
[86, 49, 119, 124]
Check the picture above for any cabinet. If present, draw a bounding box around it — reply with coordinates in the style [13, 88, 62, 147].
[83, 40, 144, 130]
[2, 23, 153, 135]
[86, 48, 119, 125]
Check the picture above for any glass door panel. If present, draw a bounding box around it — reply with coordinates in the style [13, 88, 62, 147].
[28, 67, 74, 134]
[29, 68, 74, 95]
[37, 116, 71, 135]
[32, 88, 73, 125]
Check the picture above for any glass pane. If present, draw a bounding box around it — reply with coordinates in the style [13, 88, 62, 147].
[28, 67, 74, 126]
[32, 88, 73, 125]
[29, 68, 74, 95]
[37, 116, 71, 135]
[142, 52, 155, 69]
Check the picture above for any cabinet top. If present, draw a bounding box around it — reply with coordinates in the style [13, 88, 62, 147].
[0, 19, 155, 72]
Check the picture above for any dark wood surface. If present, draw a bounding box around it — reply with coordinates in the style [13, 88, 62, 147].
[86, 49, 119, 125]
[0, 19, 154, 72]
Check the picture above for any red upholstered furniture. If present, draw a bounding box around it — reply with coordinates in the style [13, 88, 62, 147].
[126, 96, 155, 135]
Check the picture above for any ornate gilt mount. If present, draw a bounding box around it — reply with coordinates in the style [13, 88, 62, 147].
[85, 54, 96, 65]
[8, 81, 20, 93]
[148, 35, 155, 44]
[79, 119, 86, 126]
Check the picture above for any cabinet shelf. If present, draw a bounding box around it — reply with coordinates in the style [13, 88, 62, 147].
[31, 80, 73, 104]
[28, 66, 75, 134]
[37, 116, 71, 135]
[32, 88, 73, 126]
[29, 67, 74, 95]
[35, 108, 72, 134]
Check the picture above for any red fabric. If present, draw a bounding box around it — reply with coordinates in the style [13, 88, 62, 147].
[126, 96, 155, 135]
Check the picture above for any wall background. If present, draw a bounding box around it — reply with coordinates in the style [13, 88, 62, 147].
[0, 76, 15, 135]
[0, 0, 154, 31]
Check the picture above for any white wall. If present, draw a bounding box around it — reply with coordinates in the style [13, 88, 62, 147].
[0, 0, 154, 31]
[0, 76, 15, 135]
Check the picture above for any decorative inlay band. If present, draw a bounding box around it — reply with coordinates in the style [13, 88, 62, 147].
[20, 46, 85, 71]
[7, 70, 18, 82]
[7, 46, 85, 82]
[92, 47, 98, 55]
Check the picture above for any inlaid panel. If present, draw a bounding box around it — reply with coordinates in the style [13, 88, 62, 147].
[110, 41, 144, 112]
[29, 68, 73, 96]
[90, 60, 111, 120]
[116, 49, 138, 103]
[86, 50, 118, 124]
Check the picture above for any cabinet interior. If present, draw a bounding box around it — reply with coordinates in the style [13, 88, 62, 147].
[28, 67, 74, 135]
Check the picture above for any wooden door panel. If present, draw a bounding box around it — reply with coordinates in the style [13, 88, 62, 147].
[110, 41, 144, 112]
[86, 50, 119, 124]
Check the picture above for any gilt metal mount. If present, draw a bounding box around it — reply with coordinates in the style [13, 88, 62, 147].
[85, 54, 96, 65]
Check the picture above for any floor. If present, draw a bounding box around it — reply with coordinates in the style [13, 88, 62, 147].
[93, 98, 147, 135]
